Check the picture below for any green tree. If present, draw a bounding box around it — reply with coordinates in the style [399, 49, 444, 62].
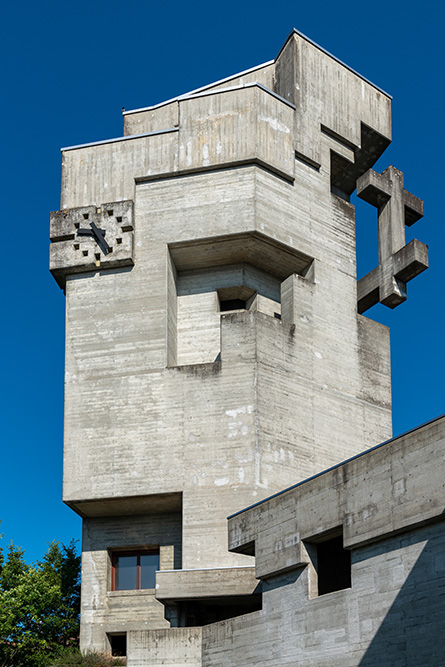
[0, 536, 81, 667]
[0, 542, 28, 591]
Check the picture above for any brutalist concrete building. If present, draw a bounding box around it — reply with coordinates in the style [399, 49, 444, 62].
[50, 29, 445, 666]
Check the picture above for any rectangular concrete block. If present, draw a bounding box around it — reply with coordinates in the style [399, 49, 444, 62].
[128, 628, 202, 667]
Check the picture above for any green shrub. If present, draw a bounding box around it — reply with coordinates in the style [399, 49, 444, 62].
[49, 648, 125, 666]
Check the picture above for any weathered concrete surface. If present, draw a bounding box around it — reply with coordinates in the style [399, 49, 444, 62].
[128, 628, 202, 667]
[51, 27, 432, 665]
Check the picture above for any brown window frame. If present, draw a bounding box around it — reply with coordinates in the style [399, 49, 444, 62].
[111, 549, 159, 591]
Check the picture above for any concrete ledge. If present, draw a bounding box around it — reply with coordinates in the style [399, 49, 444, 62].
[107, 589, 155, 598]
[169, 231, 313, 279]
[64, 492, 182, 518]
[155, 567, 259, 601]
[135, 158, 295, 185]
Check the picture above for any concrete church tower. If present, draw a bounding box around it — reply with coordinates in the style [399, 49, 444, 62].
[50, 30, 431, 665]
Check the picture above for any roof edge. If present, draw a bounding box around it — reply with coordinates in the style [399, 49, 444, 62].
[60, 127, 178, 152]
[123, 60, 274, 116]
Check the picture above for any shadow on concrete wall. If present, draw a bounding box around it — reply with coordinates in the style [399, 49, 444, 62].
[359, 521, 445, 666]
[261, 568, 304, 593]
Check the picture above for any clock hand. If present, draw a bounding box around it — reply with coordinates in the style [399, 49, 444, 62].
[90, 221, 112, 255]
[77, 222, 112, 255]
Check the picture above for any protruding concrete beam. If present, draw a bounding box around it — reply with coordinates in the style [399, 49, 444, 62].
[155, 567, 260, 601]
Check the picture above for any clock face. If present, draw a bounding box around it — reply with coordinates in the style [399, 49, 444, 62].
[49, 200, 134, 289]
[76, 220, 112, 256]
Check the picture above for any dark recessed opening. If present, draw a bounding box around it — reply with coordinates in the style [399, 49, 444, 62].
[317, 534, 351, 595]
[220, 298, 246, 311]
[169, 594, 262, 627]
[109, 633, 126, 657]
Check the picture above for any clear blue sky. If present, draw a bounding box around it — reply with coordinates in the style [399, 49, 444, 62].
[1, 0, 443, 564]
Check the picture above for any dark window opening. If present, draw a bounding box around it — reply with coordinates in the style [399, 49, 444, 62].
[167, 594, 262, 627]
[109, 633, 126, 657]
[219, 298, 247, 311]
[316, 534, 351, 595]
[112, 550, 159, 591]
[217, 286, 256, 313]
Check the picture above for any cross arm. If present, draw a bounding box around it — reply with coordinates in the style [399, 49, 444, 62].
[392, 238, 428, 283]
[357, 239, 428, 314]
[403, 191, 423, 226]
[357, 166, 424, 227]
[357, 268, 380, 314]
[356, 169, 392, 207]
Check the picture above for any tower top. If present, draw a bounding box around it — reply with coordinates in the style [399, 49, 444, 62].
[121, 27, 391, 122]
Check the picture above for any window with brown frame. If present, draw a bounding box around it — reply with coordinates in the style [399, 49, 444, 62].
[111, 550, 159, 591]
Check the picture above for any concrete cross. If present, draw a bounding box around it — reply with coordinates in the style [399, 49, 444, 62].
[356, 165, 428, 314]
